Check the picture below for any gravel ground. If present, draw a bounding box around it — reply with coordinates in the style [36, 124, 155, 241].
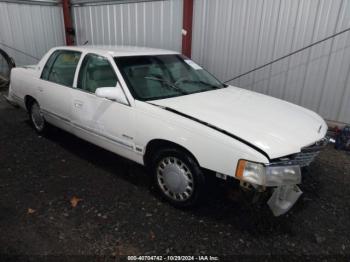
[0, 93, 349, 260]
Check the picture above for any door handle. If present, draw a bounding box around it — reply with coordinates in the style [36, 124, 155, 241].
[74, 100, 83, 108]
[74, 102, 83, 108]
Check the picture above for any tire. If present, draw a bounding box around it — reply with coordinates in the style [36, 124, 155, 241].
[29, 101, 47, 134]
[151, 147, 205, 208]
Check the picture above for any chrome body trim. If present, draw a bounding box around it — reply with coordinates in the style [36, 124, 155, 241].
[268, 137, 329, 167]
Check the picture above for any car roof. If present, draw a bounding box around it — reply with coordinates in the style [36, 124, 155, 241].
[53, 45, 180, 57]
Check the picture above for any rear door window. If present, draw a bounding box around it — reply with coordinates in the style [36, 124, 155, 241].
[41, 50, 81, 87]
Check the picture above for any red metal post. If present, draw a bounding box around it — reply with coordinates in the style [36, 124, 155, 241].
[62, 0, 74, 45]
[182, 0, 194, 58]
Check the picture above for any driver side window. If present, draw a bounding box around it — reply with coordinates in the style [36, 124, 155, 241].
[77, 54, 117, 93]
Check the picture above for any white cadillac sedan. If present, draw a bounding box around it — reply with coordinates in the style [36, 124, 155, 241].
[8, 46, 328, 216]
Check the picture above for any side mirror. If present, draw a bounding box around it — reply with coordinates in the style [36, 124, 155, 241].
[95, 83, 128, 105]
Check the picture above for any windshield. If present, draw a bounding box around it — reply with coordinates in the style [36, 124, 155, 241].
[114, 55, 225, 101]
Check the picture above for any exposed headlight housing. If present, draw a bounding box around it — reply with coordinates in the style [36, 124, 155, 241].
[235, 160, 301, 186]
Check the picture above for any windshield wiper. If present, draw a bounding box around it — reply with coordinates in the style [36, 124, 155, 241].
[176, 78, 223, 89]
[144, 76, 188, 95]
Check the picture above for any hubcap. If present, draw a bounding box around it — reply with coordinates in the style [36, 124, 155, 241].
[156, 157, 194, 201]
[31, 103, 44, 131]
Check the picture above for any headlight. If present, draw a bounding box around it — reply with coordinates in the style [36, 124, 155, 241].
[235, 160, 301, 186]
[235, 160, 266, 185]
[265, 165, 301, 186]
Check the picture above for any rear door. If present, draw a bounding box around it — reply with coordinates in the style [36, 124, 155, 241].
[70, 53, 136, 159]
[38, 50, 81, 131]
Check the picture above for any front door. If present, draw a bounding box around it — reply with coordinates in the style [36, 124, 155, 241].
[71, 53, 136, 159]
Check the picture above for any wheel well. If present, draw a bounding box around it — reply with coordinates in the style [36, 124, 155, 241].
[24, 95, 36, 112]
[143, 139, 199, 167]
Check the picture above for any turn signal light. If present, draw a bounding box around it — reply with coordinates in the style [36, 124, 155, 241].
[235, 160, 247, 179]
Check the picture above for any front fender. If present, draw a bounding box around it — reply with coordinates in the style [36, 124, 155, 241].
[135, 101, 269, 177]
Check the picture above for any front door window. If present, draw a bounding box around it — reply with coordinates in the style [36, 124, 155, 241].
[77, 54, 117, 93]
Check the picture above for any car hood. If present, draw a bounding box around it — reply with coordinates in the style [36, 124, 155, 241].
[151, 86, 328, 159]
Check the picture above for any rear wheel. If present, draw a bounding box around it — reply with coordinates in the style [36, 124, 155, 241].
[151, 147, 205, 207]
[29, 101, 47, 134]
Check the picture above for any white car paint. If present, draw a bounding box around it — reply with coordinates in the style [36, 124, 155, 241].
[151, 87, 328, 159]
[8, 45, 327, 182]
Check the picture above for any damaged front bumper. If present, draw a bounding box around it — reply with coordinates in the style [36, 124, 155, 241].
[237, 137, 333, 215]
[267, 184, 303, 216]
[263, 164, 303, 216]
[265, 138, 330, 215]
[236, 161, 303, 216]
[235, 138, 329, 216]
[236, 181, 303, 216]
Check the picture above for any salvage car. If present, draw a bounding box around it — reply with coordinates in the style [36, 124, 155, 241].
[7, 46, 329, 216]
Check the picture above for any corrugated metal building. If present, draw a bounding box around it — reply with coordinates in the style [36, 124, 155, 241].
[192, 0, 350, 124]
[0, 0, 65, 66]
[72, 0, 183, 51]
[0, 0, 349, 123]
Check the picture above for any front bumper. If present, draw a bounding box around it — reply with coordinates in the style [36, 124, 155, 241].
[267, 184, 303, 216]
[237, 137, 329, 216]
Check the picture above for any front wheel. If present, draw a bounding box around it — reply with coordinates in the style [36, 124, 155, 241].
[151, 148, 205, 207]
[29, 101, 47, 134]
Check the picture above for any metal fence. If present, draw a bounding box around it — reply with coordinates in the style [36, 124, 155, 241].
[192, 0, 350, 124]
[0, 0, 65, 66]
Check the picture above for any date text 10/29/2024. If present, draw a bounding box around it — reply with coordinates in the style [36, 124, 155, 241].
[127, 256, 220, 261]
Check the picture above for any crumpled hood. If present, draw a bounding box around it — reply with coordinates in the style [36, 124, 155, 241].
[151, 86, 328, 159]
